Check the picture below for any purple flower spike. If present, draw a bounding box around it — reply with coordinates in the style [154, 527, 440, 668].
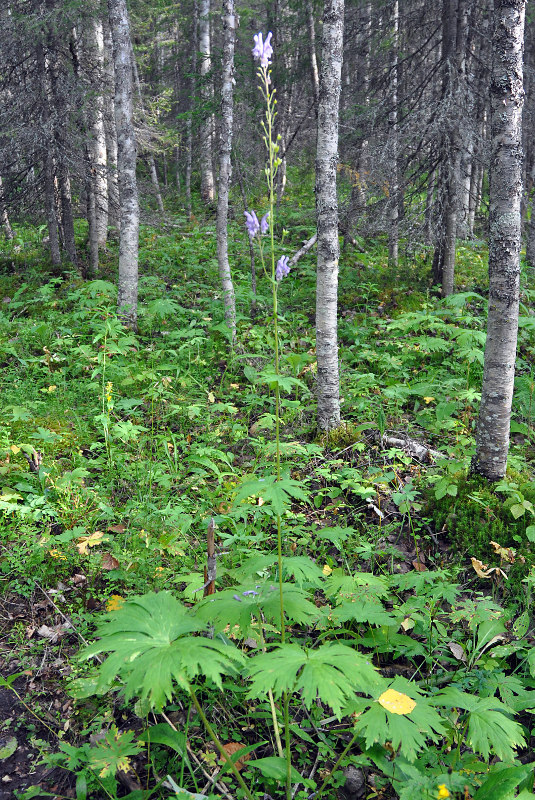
[244, 210, 260, 238]
[242, 590, 259, 597]
[252, 31, 273, 69]
[275, 255, 290, 281]
[260, 212, 270, 235]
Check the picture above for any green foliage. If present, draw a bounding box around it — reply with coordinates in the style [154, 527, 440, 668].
[80, 592, 245, 708]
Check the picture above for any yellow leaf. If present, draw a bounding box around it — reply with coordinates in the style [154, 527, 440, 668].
[378, 688, 416, 715]
[490, 540, 516, 563]
[48, 385, 57, 392]
[76, 531, 105, 555]
[10, 445, 20, 454]
[106, 595, 125, 612]
[207, 392, 215, 403]
[322, 564, 333, 576]
[470, 557, 492, 578]
[423, 396, 435, 404]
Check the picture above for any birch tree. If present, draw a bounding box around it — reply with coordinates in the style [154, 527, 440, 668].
[216, 0, 237, 342]
[316, 0, 344, 431]
[108, 0, 139, 328]
[472, 0, 525, 480]
[198, 0, 215, 203]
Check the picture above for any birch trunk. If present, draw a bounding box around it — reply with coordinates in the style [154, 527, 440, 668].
[388, 0, 399, 269]
[103, 18, 120, 229]
[0, 178, 13, 240]
[316, 0, 344, 431]
[216, 0, 237, 343]
[306, 0, 320, 107]
[472, 0, 525, 481]
[108, 0, 139, 329]
[185, 0, 197, 218]
[199, 0, 215, 204]
[86, 16, 109, 247]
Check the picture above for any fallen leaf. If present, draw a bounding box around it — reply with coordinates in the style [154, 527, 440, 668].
[220, 742, 250, 771]
[10, 445, 20, 454]
[412, 559, 427, 572]
[470, 557, 491, 578]
[207, 392, 215, 403]
[0, 737, 17, 760]
[378, 688, 416, 715]
[322, 564, 333, 576]
[490, 540, 516, 563]
[37, 622, 71, 643]
[76, 531, 105, 555]
[448, 642, 466, 662]
[108, 523, 126, 534]
[101, 552, 120, 570]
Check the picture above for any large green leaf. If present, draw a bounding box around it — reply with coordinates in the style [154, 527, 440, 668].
[246, 642, 380, 718]
[81, 592, 245, 709]
[429, 687, 526, 761]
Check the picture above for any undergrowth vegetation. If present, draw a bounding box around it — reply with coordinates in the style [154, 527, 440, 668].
[1, 187, 535, 799]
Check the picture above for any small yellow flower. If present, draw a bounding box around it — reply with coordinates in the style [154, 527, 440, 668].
[437, 784, 450, 799]
[49, 549, 67, 560]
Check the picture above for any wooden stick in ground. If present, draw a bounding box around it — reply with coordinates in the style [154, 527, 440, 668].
[204, 516, 216, 597]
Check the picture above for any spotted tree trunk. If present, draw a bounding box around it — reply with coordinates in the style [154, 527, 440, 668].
[216, 0, 237, 343]
[472, 0, 525, 480]
[316, 0, 344, 431]
[108, 0, 139, 329]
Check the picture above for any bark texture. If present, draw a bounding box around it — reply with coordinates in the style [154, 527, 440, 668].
[86, 15, 108, 247]
[216, 0, 237, 343]
[198, 0, 215, 203]
[108, 0, 139, 328]
[316, 0, 344, 431]
[472, 0, 525, 480]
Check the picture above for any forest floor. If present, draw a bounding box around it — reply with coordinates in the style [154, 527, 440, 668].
[1, 196, 535, 799]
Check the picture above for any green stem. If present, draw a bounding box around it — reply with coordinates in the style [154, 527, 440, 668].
[189, 686, 256, 800]
[313, 730, 360, 800]
[263, 64, 293, 800]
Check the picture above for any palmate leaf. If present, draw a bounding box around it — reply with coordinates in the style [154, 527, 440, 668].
[429, 687, 526, 762]
[195, 582, 320, 636]
[348, 678, 446, 762]
[234, 475, 309, 515]
[246, 642, 380, 718]
[81, 592, 245, 709]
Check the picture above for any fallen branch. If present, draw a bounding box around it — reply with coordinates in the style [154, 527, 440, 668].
[289, 233, 317, 266]
[381, 434, 445, 463]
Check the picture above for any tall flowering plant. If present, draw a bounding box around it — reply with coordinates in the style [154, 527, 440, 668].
[247, 32, 293, 797]
[246, 31, 292, 647]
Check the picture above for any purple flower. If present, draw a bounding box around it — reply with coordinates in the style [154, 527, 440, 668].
[244, 210, 260, 238]
[242, 590, 259, 597]
[275, 255, 290, 281]
[252, 32, 273, 69]
[260, 212, 270, 235]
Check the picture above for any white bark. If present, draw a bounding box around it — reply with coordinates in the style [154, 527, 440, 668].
[185, 0, 198, 218]
[306, 0, 320, 107]
[103, 18, 119, 229]
[316, 0, 344, 431]
[388, 0, 399, 268]
[199, 0, 215, 203]
[0, 177, 13, 239]
[216, 0, 237, 343]
[86, 16, 108, 247]
[108, 0, 139, 329]
[472, 0, 525, 480]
